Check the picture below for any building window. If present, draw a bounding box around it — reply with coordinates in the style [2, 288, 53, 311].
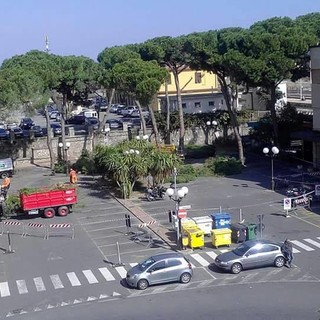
[194, 102, 201, 108]
[209, 101, 215, 106]
[195, 72, 202, 84]
[182, 103, 187, 109]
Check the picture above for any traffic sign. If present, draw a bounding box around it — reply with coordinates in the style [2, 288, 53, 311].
[177, 208, 187, 219]
[283, 198, 292, 210]
[315, 185, 320, 196]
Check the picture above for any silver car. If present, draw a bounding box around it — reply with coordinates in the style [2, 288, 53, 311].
[214, 240, 286, 274]
[126, 252, 193, 290]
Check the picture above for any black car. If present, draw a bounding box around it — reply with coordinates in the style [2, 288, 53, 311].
[51, 123, 62, 136]
[20, 118, 34, 130]
[106, 119, 123, 130]
[31, 125, 44, 137]
[85, 117, 100, 130]
[65, 115, 86, 125]
[10, 127, 24, 138]
[0, 128, 9, 140]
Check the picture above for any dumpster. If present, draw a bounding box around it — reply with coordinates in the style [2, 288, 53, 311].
[244, 223, 257, 240]
[230, 223, 247, 243]
[211, 228, 232, 248]
[181, 218, 197, 232]
[211, 213, 231, 229]
[191, 216, 213, 236]
[185, 227, 205, 249]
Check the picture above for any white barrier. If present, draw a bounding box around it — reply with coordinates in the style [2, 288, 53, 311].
[1, 221, 25, 237]
[46, 223, 74, 239]
[23, 222, 47, 239]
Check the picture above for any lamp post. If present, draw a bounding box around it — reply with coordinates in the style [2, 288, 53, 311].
[166, 168, 189, 250]
[136, 135, 149, 141]
[58, 141, 71, 175]
[263, 146, 279, 191]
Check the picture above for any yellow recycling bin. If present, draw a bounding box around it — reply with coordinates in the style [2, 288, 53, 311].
[185, 227, 205, 249]
[181, 218, 197, 232]
[182, 236, 189, 248]
[211, 228, 232, 249]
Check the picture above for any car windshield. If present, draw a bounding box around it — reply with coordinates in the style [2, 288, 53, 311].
[138, 257, 156, 271]
[233, 243, 251, 256]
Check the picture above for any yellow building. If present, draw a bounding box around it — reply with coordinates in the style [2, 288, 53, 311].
[156, 68, 225, 114]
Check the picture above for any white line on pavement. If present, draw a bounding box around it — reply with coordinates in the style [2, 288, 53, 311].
[33, 277, 46, 292]
[16, 280, 28, 294]
[83, 270, 99, 284]
[115, 266, 127, 279]
[0, 282, 10, 297]
[291, 240, 315, 252]
[50, 275, 64, 289]
[303, 238, 320, 249]
[99, 267, 116, 281]
[67, 272, 81, 286]
[190, 254, 210, 267]
[205, 251, 217, 261]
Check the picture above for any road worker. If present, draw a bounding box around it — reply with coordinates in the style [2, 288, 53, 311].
[1, 176, 11, 199]
[69, 168, 78, 184]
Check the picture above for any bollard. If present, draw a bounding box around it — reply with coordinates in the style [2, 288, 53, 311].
[168, 210, 172, 223]
[112, 242, 124, 267]
[3, 231, 15, 254]
[125, 214, 132, 235]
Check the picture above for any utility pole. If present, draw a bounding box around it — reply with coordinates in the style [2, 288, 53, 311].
[45, 36, 50, 54]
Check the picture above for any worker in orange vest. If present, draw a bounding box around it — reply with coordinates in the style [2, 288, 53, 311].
[1, 176, 11, 198]
[69, 168, 78, 184]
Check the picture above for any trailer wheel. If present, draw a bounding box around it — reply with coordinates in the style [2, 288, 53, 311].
[0, 172, 8, 179]
[57, 206, 69, 217]
[43, 207, 55, 218]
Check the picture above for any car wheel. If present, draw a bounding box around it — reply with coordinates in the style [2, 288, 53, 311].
[180, 272, 191, 284]
[0, 172, 8, 179]
[231, 263, 242, 274]
[274, 256, 285, 268]
[137, 279, 149, 290]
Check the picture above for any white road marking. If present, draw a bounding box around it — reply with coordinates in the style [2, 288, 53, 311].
[291, 240, 314, 252]
[304, 238, 320, 249]
[219, 249, 229, 253]
[50, 275, 64, 289]
[99, 267, 116, 281]
[34, 277, 46, 292]
[292, 247, 300, 253]
[0, 282, 10, 297]
[130, 263, 138, 267]
[67, 272, 81, 286]
[115, 266, 127, 278]
[83, 270, 98, 284]
[190, 254, 210, 267]
[205, 251, 217, 261]
[16, 280, 28, 294]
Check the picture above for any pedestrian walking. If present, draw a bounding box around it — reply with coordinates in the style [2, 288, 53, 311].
[281, 239, 293, 268]
[1, 176, 11, 199]
[69, 168, 78, 184]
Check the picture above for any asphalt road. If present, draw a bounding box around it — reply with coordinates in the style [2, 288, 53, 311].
[1, 156, 320, 319]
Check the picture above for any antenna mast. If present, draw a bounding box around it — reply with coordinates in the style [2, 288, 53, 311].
[45, 36, 50, 53]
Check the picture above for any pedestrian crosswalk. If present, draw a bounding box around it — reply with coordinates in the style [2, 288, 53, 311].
[0, 236, 319, 299]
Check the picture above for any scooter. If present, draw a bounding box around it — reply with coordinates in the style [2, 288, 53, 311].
[146, 186, 166, 201]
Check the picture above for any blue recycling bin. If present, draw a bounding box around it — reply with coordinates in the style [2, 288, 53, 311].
[211, 213, 231, 229]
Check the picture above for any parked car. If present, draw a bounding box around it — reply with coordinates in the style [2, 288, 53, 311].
[49, 111, 60, 120]
[126, 252, 193, 290]
[0, 121, 7, 129]
[119, 117, 133, 128]
[65, 115, 86, 125]
[109, 104, 120, 113]
[214, 239, 286, 274]
[116, 105, 126, 115]
[122, 106, 137, 116]
[131, 108, 149, 118]
[51, 123, 62, 136]
[31, 125, 44, 137]
[106, 119, 123, 130]
[7, 123, 18, 130]
[10, 127, 24, 138]
[85, 117, 100, 131]
[0, 128, 9, 140]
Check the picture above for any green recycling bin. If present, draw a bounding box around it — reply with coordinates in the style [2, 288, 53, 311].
[245, 223, 257, 240]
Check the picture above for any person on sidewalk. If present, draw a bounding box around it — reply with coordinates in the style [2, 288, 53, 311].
[1, 176, 11, 199]
[69, 168, 78, 184]
[281, 239, 293, 268]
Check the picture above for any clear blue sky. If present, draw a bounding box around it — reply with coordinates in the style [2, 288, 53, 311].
[0, 0, 319, 64]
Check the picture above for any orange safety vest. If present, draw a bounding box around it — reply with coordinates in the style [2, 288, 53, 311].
[1, 177, 10, 189]
[69, 170, 77, 184]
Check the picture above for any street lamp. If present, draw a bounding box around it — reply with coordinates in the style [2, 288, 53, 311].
[58, 141, 71, 175]
[136, 135, 149, 141]
[166, 168, 189, 250]
[263, 146, 279, 191]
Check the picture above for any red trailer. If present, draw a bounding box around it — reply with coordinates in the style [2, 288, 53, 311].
[20, 187, 77, 218]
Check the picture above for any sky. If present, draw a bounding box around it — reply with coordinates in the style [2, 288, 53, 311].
[0, 0, 319, 65]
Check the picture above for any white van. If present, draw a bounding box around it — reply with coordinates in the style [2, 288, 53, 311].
[80, 110, 98, 118]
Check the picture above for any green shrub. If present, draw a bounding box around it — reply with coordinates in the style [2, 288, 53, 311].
[54, 159, 68, 174]
[3, 194, 20, 217]
[74, 150, 96, 174]
[184, 145, 216, 159]
[175, 174, 197, 184]
[177, 164, 196, 175]
[206, 156, 242, 176]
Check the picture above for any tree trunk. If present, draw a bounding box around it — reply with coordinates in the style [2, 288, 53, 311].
[173, 70, 185, 154]
[45, 105, 55, 170]
[270, 85, 279, 145]
[135, 100, 147, 135]
[165, 80, 171, 144]
[61, 93, 67, 164]
[98, 88, 115, 132]
[218, 77, 245, 166]
[148, 106, 161, 147]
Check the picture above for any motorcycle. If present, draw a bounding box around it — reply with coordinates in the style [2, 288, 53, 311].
[146, 185, 167, 201]
[286, 186, 306, 198]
